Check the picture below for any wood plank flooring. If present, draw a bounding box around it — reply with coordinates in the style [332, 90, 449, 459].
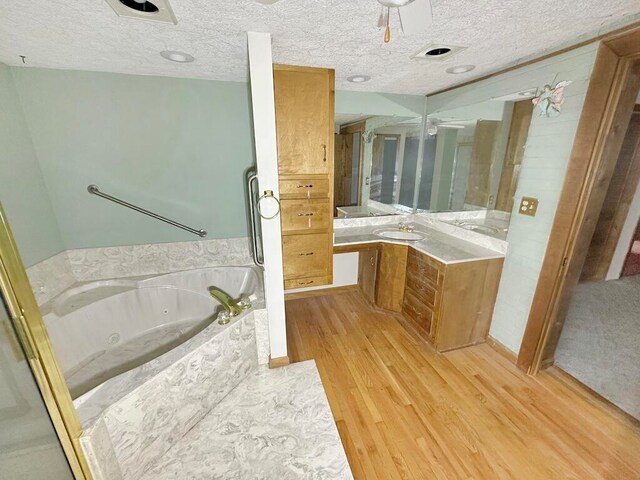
[286, 290, 640, 480]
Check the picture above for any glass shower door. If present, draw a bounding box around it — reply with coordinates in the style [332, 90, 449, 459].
[0, 293, 74, 480]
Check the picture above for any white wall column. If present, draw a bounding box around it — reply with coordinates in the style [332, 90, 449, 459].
[247, 32, 288, 360]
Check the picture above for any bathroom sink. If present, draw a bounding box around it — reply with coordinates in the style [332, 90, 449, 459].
[454, 222, 500, 235]
[375, 229, 425, 241]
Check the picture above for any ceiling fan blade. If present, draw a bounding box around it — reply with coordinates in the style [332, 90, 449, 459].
[377, 6, 388, 28]
[398, 0, 432, 35]
[398, 8, 405, 33]
[253, 0, 283, 4]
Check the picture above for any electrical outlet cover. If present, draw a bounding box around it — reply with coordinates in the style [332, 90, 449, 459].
[519, 196, 539, 216]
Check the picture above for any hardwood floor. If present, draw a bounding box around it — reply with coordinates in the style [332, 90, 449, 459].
[286, 290, 640, 480]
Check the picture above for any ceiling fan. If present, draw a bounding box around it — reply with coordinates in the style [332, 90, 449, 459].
[253, 0, 433, 43]
[377, 0, 433, 43]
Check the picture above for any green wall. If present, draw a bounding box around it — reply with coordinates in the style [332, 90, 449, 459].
[11, 67, 256, 249]
[335, 91, 424, 117]
[0, 63, 64, 267]
[3, 65, 426, 260]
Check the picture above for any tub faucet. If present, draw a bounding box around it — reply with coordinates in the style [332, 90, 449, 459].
[208, 287, 243, 317]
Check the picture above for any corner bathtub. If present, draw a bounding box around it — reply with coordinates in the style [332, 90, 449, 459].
[42, 266, 264, 402]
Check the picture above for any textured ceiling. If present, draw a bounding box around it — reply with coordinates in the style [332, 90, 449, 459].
[0, 0, 639, 95]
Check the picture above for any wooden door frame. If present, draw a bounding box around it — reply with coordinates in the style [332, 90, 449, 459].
[580, 104, 640, 281]
[340, 121, 366, 205]
[517, 24, 640, 374]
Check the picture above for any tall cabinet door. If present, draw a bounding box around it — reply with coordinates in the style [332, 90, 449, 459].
[274, 65, 334, 289]
[274, 66, 333, 175]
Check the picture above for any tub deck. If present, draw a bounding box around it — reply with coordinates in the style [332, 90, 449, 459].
[141, 361, 352, 480]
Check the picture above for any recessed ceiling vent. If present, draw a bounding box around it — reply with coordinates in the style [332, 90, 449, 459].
[105, 0, 177, 24]
[412, 44, 466, 61]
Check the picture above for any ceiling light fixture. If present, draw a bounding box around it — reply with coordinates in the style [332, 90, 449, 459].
[347, 75, 371, 83]
[518, 89, 537, 97]
[160, 50, 195, 63]
[446, 65, 475, 74]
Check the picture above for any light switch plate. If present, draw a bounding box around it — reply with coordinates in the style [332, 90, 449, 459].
[519, 196, 539, 216]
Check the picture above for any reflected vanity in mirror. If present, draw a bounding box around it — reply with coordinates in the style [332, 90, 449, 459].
[333, 93, 534, 241]
[422, 96, 534, 239]
[334, 113, 422, 218]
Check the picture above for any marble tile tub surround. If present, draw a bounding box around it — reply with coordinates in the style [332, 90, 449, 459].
[26, 249, 77, 305]
[80, 312, 259, 480]
[73, 308, 268, 427]
[26, 236, 253, 304]
[334, 213, 507, 260]
[141, 360, 353, 480]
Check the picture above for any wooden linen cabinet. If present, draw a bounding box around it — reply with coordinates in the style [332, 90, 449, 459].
[273, 65, 335, 289]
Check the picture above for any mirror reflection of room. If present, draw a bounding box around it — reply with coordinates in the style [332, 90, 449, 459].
[334, 95, 534, 241]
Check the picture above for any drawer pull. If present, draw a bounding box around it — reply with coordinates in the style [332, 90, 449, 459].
[299, 280, 314, 285]
[322, 144, 327, 162]
[298, 252, 315, 256]
[296, 184, 314, 188]
[297, 212, 314, 217]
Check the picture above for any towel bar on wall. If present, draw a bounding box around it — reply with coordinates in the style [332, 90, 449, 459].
[87, 184, 207, 237]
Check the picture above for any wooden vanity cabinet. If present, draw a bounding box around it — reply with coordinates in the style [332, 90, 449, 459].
[274, 65, 335, 289]
[358, 248, 379, 304]
[402, 248, 503, 352]
[375, 244, 408, 312]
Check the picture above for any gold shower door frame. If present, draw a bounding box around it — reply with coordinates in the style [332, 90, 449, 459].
[0, 204, 91, 480]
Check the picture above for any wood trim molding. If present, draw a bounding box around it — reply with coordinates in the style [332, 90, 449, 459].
[340, 121, 366, 135]
[284, 285, 358, 301]
[580, 107, 640, 281]
[517, 37, 640, 373]
[429, 21, 640, 97]
[486, 336, 518, 364]
[334, 243, 383, 254]
[553, 368, 640, 428]
[268, 355, 291, 368]
[604, 24, 640, 57]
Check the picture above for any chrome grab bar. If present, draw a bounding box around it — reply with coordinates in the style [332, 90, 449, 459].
[247, 174, 264, 266]
[87, 184, 207, 237]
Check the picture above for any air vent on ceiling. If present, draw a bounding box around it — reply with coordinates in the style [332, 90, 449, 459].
[104, 0, 177, 24]
[412, 44, 466, 61]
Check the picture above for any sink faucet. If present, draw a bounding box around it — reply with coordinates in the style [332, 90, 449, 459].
[208, 286, 243, 317]
[398, 222, 415, 233]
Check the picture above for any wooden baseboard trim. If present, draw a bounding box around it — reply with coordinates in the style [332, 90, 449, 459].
[552, 367, 640, 427]
[268, 355, 291, 369]
[284, 284, 358, 301]
[486, 336, 518, 364]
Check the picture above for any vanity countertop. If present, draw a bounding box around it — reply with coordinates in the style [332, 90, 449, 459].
[334, 221, 505, 265]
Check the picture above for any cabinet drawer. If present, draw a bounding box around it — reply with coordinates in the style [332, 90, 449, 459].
[282, 233, 330, 279]
[405, 276, 438, 309]
[279, 176, 330, 199]
[402, 287, 435, 341]
[285, 275, 331, 290]
[281, 199, 331, 234]
[407, 249, 443, 288]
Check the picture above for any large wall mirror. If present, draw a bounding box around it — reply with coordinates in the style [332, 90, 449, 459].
[334, 114, 422, 217]
[333, 94, 535, 240]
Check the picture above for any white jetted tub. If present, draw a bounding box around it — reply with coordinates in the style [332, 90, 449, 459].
[42, 266, 263, 399]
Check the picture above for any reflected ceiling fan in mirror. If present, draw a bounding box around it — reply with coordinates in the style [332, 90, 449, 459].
[377, 0, 433, 43]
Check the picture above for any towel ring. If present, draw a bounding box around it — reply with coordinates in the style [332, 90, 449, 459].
[257, 190, 281, 220]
